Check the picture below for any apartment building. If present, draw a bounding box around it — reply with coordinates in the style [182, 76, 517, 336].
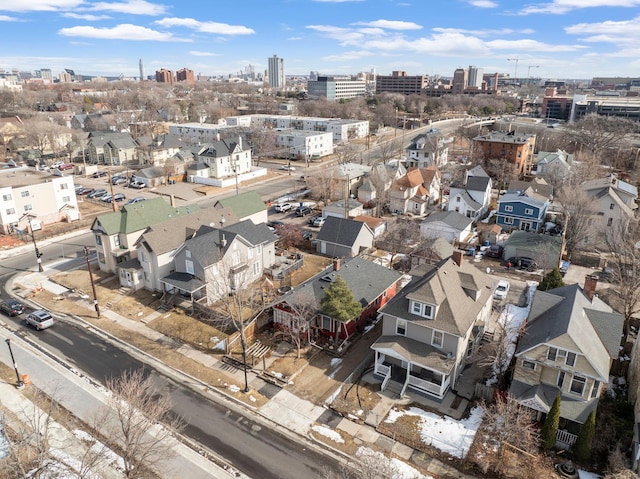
[307, 76, 367, 101]
[275, 130, 334, 160]
[473, 130, 536, 176]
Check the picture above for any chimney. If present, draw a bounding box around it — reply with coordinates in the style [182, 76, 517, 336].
[584, 274, 598, 301]
[452, 249, 464, 267]
[238, 135, 243, 150]
[333, 258, 341, 271]
[216, 132, 221, 141]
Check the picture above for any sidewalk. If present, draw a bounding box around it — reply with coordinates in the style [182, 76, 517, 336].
[7, 265, 476, 479]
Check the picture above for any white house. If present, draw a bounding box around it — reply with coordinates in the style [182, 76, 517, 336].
[420, 211, 473, 243]
[187, 137, 252, 181]
[446, 166, 492, 220]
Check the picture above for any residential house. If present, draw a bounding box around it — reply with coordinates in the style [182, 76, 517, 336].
[136, 134, 183, 167]
[135, 208, 238, 292]
[213, 191, 268, 225]
[535, 150, 573, 179]
[420, 211, 473, 244]
[496, 190, 549, 233]
[405, 130, 451, 168]
[70, 113, 111, 132]
[87, 131, 138, 165]
[164, 221, 277, 304]
[330, 163, 371, 200]
[323, 198, 364, 220]
[502, 231, 562, 270]
[410, 237, 455, 269]
[473, 130, 536, 176]
[509, 278, 624, 449]
[371, 251, 493, 399]
[357, 162, 406, 204]
[508, 177, 553, 200]
[446, 166, 492, 220]
[0, 169, 79, 235]
[91, 198, 199, 273]
[582, 173, 638, 241]
[315, 216, 374, 257]
[187, 137, 251, 181]
[389, 168, 429, 216]
[0, 117, 24, 146]
[272, 256, 402, 347]
[353, 216, 387, 238]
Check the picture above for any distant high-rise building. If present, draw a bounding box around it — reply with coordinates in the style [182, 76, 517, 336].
[375, 71, 429, 95]
[58, 71, 72, 83]
[452, 68, 468, 94]
[155, 68, 174, 84]
[268, 54, 285, 89]
[467, 66, 484, 89]
[176, 67, 195, 83]
[37, 69, 53, 81]
[139, 59, 144, 81]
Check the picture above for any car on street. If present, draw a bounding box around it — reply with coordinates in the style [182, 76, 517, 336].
[279, 164, 296, 171]
[125, 197, 146, 205]
[506, 256, 537, 271]
[129, 180, 146, 189]
[87, 188, 107, 199]
[25, 309, 54, 330]
[0, 299, 25, 316]
[274, 203, 292, 213]
[493, 280, 510, 301]
[485, 244, 504, 259]
[92, 171, 108, 178]
[295, 206, 312, 216]
[312, 216, 326, 227]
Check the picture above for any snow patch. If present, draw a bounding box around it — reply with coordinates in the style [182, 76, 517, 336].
[312, 425, 344, 443]
[228, 384, 240, 393]
[356, 447, 434, 479]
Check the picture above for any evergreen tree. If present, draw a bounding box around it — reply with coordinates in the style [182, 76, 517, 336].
[320, 276, 363, 323]
[573, 410, 595, 462]
[538, 267, 565, 291]
[541, 394, 561, 449]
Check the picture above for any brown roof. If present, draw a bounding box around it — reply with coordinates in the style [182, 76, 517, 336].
[353, 215, 386, 229]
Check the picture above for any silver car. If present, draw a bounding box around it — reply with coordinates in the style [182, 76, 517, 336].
[25, 310, 54, 330]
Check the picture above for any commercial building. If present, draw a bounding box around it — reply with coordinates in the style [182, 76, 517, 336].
[268, 54, 285, 89]
[375, 71, 429, 95]
[307, 76, 367, 101]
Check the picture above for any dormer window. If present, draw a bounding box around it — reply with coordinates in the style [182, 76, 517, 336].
[410, 300, 435, 319]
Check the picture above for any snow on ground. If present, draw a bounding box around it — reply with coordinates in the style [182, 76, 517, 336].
[385, 406, 484, 459]
[0, 419, 8, 460]
[228, 384, 240, 393]
[481, 210, 497, 223]
[356, 447, 434, 479]
[328, 357, 343, 379]
[578, 470, 600, 479]
[312, 425, 345, 443]
[74, 429, 125, 472]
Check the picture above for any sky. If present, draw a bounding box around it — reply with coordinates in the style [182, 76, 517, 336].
[1, 0, 640, 80]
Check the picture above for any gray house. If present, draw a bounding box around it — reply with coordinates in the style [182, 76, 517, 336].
[315, 216, 374, 257]
[502, 230, 562, 270]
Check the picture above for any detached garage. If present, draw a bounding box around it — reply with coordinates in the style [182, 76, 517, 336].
[502, 230, 562, 270]
[420, 210, 473, 244]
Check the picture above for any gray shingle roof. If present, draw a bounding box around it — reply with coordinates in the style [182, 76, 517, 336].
[315, 216, 372, 247]
[220, 219, 277, 246]
[422, 211, 473, 231]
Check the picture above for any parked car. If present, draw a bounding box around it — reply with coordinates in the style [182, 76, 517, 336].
[74, 184, 84, 192]
[302, 231, 313, 241]
[598, 266, 615, 282]
[493, 280, 510, 301]
[506, 257, 537, 271]
[51, 161, 64, 169]
[267, 220, 285, 228]
[59, 163, 74, 171]
[559, 260, 570, 277]
[100, 193, 113, 202]
[105, 193, 126, 203]
[111, 176, 128, 185]
[485, 244, 504, 258]
[308, 215, 321, 225]
[92, 170, 108, 178]
[125, 197, 146, 205]
[87, 188, 107, 199]
[77, 187, 95, 196]
[295, 206, 312, 217]
[0, 299, 24, 316]
[312, 216, 326, 227]
[274, 203, 292, 213]
[25, 309, 54, 330]
[129, 180, 146, 189]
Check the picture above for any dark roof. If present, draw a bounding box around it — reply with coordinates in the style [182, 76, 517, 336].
[464, 176, 491, 192]
[315, 216, 372, 247]
[160, 272, 206, 293]
[219, 219, 277, 246]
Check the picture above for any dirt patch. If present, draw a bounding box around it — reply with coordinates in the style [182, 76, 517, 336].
[148, 310, 228, 351]
[286, 252, 332, 288]
[330, 380, 381, 422]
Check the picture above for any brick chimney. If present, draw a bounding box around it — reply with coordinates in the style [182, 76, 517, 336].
[584, 274, 598, 301]
[333, 258, 341, 271]
[452, 249, 464, 267]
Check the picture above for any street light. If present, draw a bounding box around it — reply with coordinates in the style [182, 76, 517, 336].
[5, 338, 24, 389]
[20, 213, 43, 272]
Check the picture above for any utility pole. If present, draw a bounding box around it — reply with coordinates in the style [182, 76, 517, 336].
[84, 246, 100, 318]
[5, 338, 24, 389]
[24, 215, 43, 272]
[507, 57, 519, 81]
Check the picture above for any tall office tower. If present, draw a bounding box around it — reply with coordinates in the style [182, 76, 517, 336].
[467, 65, 484, 89]
[139, 59, 144, 81]
[452, 68, 468, 94]
[268, 54, 285, 89]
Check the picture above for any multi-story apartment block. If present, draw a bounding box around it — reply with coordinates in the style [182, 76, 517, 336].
[275, 130, 334, 160]
[155, 69, 174, 84]
[473, 130, 536, 176]
[0, 169, 78, 235]
[268, 54, 285, 89]
[375, 71, 429, 95]
[176, 68, 194, 83]
[307, 76, 367, 101]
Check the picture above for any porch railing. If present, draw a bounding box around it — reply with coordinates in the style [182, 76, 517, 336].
[556, 429, 578, 449]
[375, 361, 390, 377]
[407, 374, 443, 397]
[381, 366, 392, 392]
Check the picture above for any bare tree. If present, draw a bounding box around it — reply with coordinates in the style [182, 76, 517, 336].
[567, 114, 637, 157]
[376, 137, 402, 165]
[335, 143, 361, 165]
[102, 369, 183, 478]
[306, 166, 337, 203]
[556, 186, 597, 257]
[274, 293, 317, 359]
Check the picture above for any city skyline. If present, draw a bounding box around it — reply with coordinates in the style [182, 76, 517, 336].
[1, 0, 640, 80]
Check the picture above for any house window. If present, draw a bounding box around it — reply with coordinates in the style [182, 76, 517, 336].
[60, 183, 68, 190]
[253, 262, 259, 275]
[504, 217, 514, 225]
[62, 196, 70, 203]
[557, 371, 565, 388]
[396, 319, 407, 336]
[186, 250, 191, 259]
[21, 191, 30, 198]
[525, 208, 533, 215]
[423, 304, 434, 319]
[607, 218, 613, 226]
[456, 197, 460, 202]
[432, 330, 443, 347]
[610, 203, 615, 210]
[505, 205, 513, 212]
[321, 315, 333, 331]
[24, 204, 32, 211]
[591, 380, 600, 398]
[570, 375, 586, 395]
[566, 352, 576, 367]
[113, 235, 120, 247]
[95, 234, 102, 245]
[547, 347, 557, 361]
[411, 301, 422, 315]
[522, 360, 536, 370]
[6, 208, 15, 215]
[185, 259, 194, 275]
[2, 194, 11, 201]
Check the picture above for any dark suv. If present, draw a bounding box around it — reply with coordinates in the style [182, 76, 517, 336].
[0, 299, 24, 316]
[507, 257, 537, 271]
[295, 206, 312, 216]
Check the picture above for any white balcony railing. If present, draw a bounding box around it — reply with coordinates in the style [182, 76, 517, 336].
[407, 374, 444, 397]
[556, 429, 577, 450]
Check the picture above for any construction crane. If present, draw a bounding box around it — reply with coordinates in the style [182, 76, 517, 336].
[507, 58, 519, 80]
[527, 65, 540, 78]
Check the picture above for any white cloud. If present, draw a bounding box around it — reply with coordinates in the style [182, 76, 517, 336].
[565, 15, 640, 36]
[189, 50, 220, 57]
[0, 0, 82, 12]
[62, 12, 111, 20]
[467, 0, 498, 7]
[88, 0, 168, 16]
[0, 15, 20, 21]
[322, 50, 375, 61]
[306, 24, 366, 44]
[313, 0, 365, 2]
[287, 36, 303, 41]
[486, 38, 586, 52]
[433, 27, 535, 36]
[352, 19, 422, 30]
[518, 0, 640, 15]
[58, 23, 190, 41]
[154, 17, 255, 35]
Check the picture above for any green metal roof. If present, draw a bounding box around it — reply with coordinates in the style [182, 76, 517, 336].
[215, 191, 265, 219]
